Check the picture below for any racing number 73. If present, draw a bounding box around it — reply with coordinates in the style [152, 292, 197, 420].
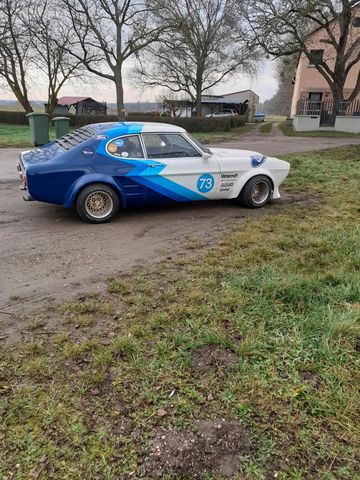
[197, 174, 215, 193]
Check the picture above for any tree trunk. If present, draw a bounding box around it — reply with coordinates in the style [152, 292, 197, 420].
[331, 84, 344, 117]
[47, 91, 58, 115]
[11, 84, 33, 113]
[115, 70, 125, 120]
[196, 84, 202, 117]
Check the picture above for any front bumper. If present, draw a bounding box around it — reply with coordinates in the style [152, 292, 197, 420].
[17, 154, 28, 191]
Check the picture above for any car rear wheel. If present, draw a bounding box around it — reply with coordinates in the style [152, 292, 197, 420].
[238, 175, 272, 208]
[76, 183, 120, 223]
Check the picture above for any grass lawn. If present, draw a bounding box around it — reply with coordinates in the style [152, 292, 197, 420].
[1, 147, 360, 479]
[259, 122, 273, 134]
[0, 123, 56, 147]
[192, 123, 256, 144]
[0, 123, 255, 148]
[279, 122, 360, 138]
[265, 115, 287, 123]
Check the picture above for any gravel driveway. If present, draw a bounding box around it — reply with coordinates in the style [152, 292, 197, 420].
[209, 123, 360, 155]
[1, 126, 359, 314]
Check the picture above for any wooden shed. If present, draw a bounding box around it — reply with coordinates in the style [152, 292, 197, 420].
[45, 97, 107, 115]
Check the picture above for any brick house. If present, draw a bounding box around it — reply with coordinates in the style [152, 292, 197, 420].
[290, 7, 360, 118]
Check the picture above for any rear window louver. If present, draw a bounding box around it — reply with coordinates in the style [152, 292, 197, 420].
[55, 126, 95, 150]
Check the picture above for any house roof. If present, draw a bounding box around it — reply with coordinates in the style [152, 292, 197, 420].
[57, 96, 94, 106]
[201, 89, 259, 104]
[201, 97, 246, 105]
[222, 89, 258, 97]
[304, 4, 360, 40]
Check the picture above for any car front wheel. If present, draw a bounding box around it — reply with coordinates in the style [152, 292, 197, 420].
[76, 183, 120, 223]
[238, 175, 272, 208]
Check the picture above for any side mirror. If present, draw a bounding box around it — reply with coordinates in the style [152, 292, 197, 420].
[202, 152, 212, 161]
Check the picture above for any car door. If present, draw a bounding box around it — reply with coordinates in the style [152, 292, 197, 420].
[141, 132, 221, 203]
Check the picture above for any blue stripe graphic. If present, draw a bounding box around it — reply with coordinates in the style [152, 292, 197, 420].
[96, 126, 207, 202]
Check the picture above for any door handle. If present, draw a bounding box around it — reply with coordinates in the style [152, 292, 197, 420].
[149, 163, 163, 168]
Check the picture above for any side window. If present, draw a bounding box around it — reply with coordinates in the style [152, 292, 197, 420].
[106, 135, 144, 159]
[142, 133, 202, 159]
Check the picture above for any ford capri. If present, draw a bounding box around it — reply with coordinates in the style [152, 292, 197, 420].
[17, 122, 290, 223]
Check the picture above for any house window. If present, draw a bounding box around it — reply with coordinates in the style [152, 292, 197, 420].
[309, 49, 324, 65]
[353, 17, 360, 27]
[309, 92, 322, 102]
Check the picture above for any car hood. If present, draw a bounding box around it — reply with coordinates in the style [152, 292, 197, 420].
[211, 147, 268, 159]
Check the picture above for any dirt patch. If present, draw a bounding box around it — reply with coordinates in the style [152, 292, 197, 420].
[191, 345, 239, 375]
[144, 418, 252, 478]
[299, 371, 321, 388]
[0, 188, 317, 345]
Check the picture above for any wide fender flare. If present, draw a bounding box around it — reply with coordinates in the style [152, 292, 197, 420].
[232, 168, 275, 198]
[63, 174, 125, 209]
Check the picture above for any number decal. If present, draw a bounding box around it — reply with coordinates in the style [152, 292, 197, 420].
[197, 174, 215, 193]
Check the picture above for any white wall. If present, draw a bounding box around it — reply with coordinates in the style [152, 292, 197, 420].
[293, 115, 360, 133]
[293, 115, 320, 131]
[335, 116, 360, 133]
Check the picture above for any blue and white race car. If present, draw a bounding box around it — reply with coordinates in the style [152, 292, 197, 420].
[17, 122, 290, 223]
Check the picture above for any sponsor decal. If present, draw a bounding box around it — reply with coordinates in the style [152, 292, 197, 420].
[94, 134, 108, 140]
[82, 146, 94, 157]
[219, 172, 238, 192]
[107, 143, 117, 154]
[197, 174, 215, 193]
[251, 155, 267, 168]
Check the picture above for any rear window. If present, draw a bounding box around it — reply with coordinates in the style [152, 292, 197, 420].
[55, 126, 95, 150]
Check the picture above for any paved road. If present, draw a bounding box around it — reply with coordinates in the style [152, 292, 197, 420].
[1, 128, 359, 312]
[209, 123, 360, 155]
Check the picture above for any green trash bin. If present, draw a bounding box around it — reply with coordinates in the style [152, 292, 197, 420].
[53, 117, 70, 138]
[26, 112, 49, 147]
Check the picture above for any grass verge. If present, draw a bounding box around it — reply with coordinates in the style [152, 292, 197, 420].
[1, 146, 360, 479]
[259, 122, 273, 134]
[0, 123, 55, 147]
[191, 123, 256, 143]
[0, 123, 256, 148]
[279, 122, 360, 138]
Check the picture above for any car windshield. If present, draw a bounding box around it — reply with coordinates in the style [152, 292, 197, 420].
[187, 135, 212, 155]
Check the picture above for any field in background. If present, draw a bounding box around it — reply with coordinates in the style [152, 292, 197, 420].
[1, 146, 359, 479]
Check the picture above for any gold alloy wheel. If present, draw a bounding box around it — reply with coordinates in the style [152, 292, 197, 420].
[85, 191, 114, 219]
[250, 180, 270, 205]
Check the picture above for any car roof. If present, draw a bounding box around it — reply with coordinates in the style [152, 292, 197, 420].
[85, 121, 186, 136]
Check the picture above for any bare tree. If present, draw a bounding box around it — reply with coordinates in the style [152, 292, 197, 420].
[135, 0, 258, 116]
[245, 0, 360, 106]
[59, 0, 164, 118]
[27, 0, 85, 114]
[157, 91, 192, 117]
[0, 0, 33, 112]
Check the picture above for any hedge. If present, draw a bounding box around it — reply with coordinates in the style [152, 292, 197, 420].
[0, 111, 246, 133]
[0, 111, 27, 124]
[71, 114, 246, 132]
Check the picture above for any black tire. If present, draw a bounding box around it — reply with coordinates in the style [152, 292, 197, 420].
[76, 183, 120, 223]
[238, 175, 273, 209]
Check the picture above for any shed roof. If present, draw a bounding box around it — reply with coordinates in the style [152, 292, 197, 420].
[57, 96, 94, 106]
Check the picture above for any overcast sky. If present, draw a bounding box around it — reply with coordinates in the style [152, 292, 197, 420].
[1, 59, 278, 105]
